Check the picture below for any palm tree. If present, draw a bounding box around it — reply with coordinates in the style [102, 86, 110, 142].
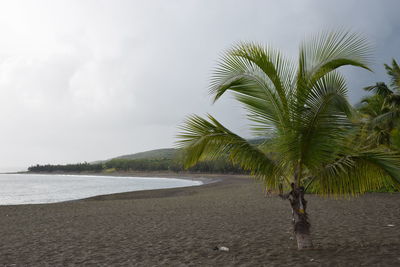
[357, 93, 391, 146]
[177, 31, 400, 249]
[359, 59, 400, 147]
[385, 59, 400, 90]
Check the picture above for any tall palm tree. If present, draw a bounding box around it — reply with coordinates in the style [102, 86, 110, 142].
[359, 59, 400, 147]
[177, 31, 400, 249]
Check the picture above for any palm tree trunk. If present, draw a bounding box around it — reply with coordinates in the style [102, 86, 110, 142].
[292, 185, 313, 249]
[284, 184, 313, 249]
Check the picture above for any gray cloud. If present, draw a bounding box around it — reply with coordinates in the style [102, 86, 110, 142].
[0, 0, 399, 170]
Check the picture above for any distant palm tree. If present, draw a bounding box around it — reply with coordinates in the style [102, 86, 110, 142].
[359, 59, 400, 147]
[385, 59, 400, 90]
[177, 31, 400, 249]
[358, 95, 392, 146]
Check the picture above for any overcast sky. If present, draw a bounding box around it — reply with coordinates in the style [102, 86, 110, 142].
[0, 0, 399, 170]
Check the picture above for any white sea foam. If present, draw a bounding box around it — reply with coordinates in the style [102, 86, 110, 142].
[0, 174, 202, 205]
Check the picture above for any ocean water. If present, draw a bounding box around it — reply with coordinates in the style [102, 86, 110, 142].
[0, 174, 202, 205]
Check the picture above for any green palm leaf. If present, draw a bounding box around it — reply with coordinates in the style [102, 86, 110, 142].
[177, 114, 282, 188]
[309, 150, 400, 196]
[385, 59, 400, 90]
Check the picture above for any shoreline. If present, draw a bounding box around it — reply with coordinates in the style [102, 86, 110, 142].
[15, 170, 249, 177]
[6, 170, 250, 181]
[1, 171, 252, 204]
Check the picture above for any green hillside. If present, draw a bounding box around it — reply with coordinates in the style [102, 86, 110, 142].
[106, 138, 265, 161]
[112, 148, 177, 160]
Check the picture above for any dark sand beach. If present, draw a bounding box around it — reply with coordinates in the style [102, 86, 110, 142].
[0, 174, 399, 266]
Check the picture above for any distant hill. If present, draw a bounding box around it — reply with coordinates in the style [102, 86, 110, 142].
[109, 138, 265, 161]
[90, 148, 178, 165]
[92, 138, 266, 164]
[112, 148, 178, 160]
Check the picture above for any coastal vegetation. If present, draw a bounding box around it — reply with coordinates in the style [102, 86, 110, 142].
[27, 149, 246, 174]
[357, 59, 400, 148]
[177, 31, 400, 249]
[28, 162, 104, 173]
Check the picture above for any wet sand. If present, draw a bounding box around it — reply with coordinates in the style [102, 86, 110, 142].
[0, 174, 399, 266]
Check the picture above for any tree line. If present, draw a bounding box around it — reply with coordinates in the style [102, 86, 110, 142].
[28, 157, 247, 174]
[28, 162, 104, 173]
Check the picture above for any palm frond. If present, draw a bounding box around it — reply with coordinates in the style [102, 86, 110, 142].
[364, 82, 393, 97]
[177, 114, 281, 188]
[385, 59, 400, 90]
[309, 150, 400, 196]
[289, 72, 354, 170]
[297, 30, 372, 99]
[372, 110, 400, 126]
[358, 95, 385, 118]
[209, 43, 294, 126]
[233, 92, 282, 135]
[229, 43, 294, 107]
